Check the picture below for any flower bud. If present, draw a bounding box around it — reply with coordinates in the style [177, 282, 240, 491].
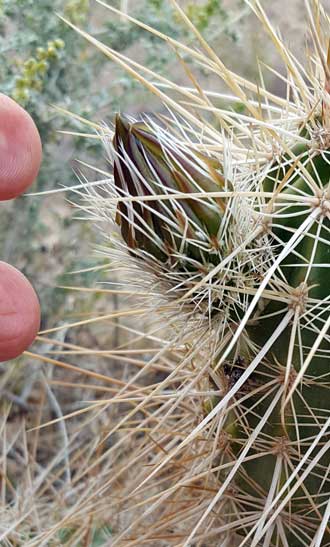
[113, 115, 225, 265]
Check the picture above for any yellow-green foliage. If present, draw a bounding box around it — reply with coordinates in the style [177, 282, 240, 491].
[13, 39, 65, 104]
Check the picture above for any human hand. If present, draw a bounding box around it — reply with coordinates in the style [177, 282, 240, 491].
[0, 94, 42, 361]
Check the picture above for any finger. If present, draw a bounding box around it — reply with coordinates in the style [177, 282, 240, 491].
[0, 262, 40, 361]
[0, 94, 42, 200]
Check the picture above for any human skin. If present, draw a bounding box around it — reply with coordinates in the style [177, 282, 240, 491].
[0, 93, 42, 361]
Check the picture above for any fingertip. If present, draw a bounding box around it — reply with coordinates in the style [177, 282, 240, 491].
[0, 94, 42, 200]
[0, 262, 40, 362]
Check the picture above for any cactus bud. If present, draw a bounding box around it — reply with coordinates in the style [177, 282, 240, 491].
[113, 115, 225, 265]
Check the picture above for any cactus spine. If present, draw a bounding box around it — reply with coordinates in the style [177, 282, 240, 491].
[67, 1, 330, 545]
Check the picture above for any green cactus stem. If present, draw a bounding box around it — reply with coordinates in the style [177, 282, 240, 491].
[111, 110, 330, 546]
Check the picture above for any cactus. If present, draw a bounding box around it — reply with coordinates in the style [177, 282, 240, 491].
[60, 2, 330, 546]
